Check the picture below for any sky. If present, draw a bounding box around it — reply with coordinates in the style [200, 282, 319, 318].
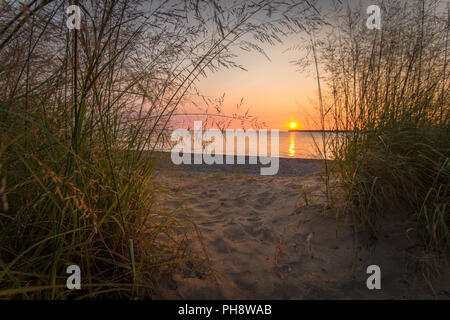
[184, 0, 449, 131]
[192, 0, 338, 131]
[196, 34, 318, 131]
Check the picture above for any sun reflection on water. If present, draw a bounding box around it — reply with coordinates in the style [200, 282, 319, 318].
[289, 132, 296, 157]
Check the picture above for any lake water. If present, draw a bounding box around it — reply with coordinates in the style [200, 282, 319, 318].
[276, 131, 330, 159]
[157, 131, 334, 159]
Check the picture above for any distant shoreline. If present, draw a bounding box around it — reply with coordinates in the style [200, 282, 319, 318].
[288, 130, 351, 133]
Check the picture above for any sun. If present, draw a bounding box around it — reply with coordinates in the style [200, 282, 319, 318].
[289, 121, 298, 130]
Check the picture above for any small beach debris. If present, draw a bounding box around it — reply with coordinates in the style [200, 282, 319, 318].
[306, 232, 314, 257]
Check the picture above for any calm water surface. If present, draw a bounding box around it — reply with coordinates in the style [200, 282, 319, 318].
[156, 131, 335, 159]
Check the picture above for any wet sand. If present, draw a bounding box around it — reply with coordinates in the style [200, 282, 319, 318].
[153, 152, 324, 177]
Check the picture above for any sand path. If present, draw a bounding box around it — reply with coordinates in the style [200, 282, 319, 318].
[154, 169, 449, 299]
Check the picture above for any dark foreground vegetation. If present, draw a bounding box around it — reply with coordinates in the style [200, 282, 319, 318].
[310, 1, 449, 253]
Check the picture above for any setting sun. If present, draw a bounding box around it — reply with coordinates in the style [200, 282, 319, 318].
[289, 121, 298, 130]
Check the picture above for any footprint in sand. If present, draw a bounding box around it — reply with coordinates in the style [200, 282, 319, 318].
[246, 216, 261, 223]
[197, 202, 213, 209]
[222, 224, 246, 242]
[233, 196, 247, 206]
[211, 237, 235, 254]
[242, 223, 262, 238]
[261, 227, 276, 242]
[254, 195, 275, 209]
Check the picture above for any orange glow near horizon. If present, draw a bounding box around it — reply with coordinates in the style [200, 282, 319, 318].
[195, 34, 318, 130]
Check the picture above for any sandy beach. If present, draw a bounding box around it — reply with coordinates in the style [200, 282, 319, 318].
[153, 156, 449, 299]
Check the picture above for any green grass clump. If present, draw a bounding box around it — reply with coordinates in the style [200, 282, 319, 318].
[310, 0, 449, 252]
[339, 126, 449, 250]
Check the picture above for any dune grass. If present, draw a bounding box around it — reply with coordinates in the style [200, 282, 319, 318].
[0, 0, 321, 299]
[0, 0, 200, 298]
[309, 0, 449, 253]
